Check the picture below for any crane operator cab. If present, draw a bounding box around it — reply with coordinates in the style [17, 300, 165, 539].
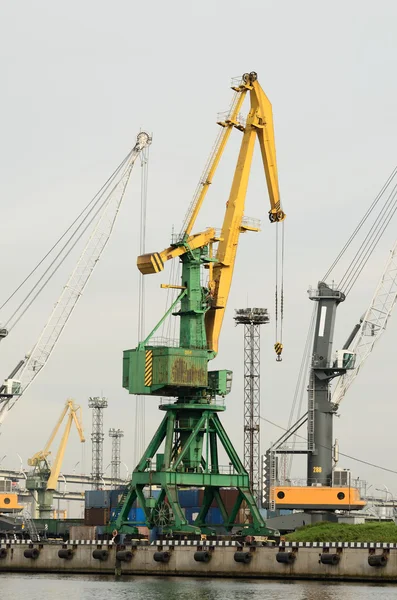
[334, 349, 356, 370]
[3, 379, 22, 396]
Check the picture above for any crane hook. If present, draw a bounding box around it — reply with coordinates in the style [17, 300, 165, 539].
[274, 342, 283, 362]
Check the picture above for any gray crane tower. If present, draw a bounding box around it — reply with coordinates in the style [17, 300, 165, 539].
[307, 282, 351, 485]
[235, 308, 269, 503]
[89, 396, 108, 489]
[263, 282, 357, 512]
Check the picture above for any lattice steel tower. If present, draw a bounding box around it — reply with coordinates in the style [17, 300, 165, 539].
[89, 396, 108, 489]
[235, 308, 269, 503]
[109, 428, 124, 486]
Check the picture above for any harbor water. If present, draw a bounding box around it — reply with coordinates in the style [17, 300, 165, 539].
[1, 574, 396, 600]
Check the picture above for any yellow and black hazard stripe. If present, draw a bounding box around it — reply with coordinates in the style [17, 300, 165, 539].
[151, 253, 164, 273]
[274, 342, 283, 356]
[144, 350, 153, 387]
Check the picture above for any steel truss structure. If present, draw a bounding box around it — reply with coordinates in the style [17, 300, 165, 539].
[235, 308, 269, 504]
[332, 239, 397, 407]
[109, 428, 124, 486]
[89, 396, 108, 490]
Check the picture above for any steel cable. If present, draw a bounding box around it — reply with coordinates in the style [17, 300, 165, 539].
[323, 165, 397, 282]
[5, 153, 135, 333]
[0, 151, 132, 315]
[341, 187, 397, 295]
[261, 415, 397, 476]
[285, 305, 316, 478]
[134, 144, 150, 465]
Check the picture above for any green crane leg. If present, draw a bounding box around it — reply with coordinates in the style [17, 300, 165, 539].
[195, 487, 214, 526]
[239, 488, 266, 531]
[213, 488, 229, 524]
[224, 491, 244, 529]
[173, 412, 207, 470]
[135, 414, 168, 472]
[163, 411, 176, 468]
[209, 431, 219, 473]
[135, 486, 150, 521]
[211, 414, 245, 473]
[164, 484, 200, 532]
[114, 487, 138, 531]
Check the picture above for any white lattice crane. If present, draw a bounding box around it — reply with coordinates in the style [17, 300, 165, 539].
[0, 131, 152, 425]
[331, 239, 397, 407]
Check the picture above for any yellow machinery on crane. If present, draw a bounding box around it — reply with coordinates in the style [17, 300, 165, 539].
[26, 399, 85, 519]
[0, 480, 23, 514]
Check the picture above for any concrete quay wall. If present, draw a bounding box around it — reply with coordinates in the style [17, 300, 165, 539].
[1, 539, 397, 582]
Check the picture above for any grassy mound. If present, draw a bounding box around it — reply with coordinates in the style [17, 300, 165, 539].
[285, 521, 397, 543]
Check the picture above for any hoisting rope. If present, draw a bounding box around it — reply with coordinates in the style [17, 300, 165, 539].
[274, 220, 285, 361]
[284, 165, 397, 476]
[285, 303, 316, 478]
[134, 143, 150, 465]
[0, 149, 135, 333]
[323, 165, 397, 294]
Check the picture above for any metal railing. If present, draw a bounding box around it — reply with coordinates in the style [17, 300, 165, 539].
[241, 216, 261, 230]
[217, 110, 246, 129]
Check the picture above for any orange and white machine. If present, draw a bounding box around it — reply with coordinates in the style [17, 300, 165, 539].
[0, 480, 23, 513]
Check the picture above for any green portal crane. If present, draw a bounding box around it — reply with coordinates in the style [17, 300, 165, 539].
[112, 72, 285, 536]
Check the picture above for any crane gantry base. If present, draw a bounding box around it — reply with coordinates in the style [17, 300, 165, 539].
[112, 403, 274, 536]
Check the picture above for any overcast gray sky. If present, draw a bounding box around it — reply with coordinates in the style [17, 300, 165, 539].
[1, 1, 397, 502]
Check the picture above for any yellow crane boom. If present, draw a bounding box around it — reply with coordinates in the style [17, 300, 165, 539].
[28, 398, 85, 491]
[206, 74, 284, 353]
[137, 71, 285, 356]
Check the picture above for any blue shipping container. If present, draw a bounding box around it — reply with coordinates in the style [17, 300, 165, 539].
[184, 506, 223, 526]
[110, 506, 146, 523]
[110, 488, 161, 509]
[109, 488, 129, 508]
[85, 490, 110, 508]
[209, 507, 223, 525]
[127, 507, 145, 523]
[178, 489, 200, 508]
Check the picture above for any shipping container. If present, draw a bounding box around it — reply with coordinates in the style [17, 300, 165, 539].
[109, 488, 128, 508]
[109, 487, 161, 509]
[197, 488, 239, 511]
[209, 507, 223, 525]
[85, 490, 110, 508]
[110, 506, 146, 524]
[178, 489, 201, 507]
[184, 506, 223, 526]
[84, 507, 109, 526]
